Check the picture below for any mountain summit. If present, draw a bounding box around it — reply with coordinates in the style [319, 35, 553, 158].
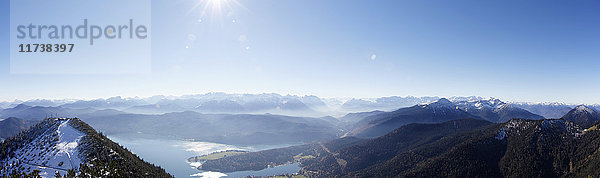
[421, 98, 456, 110]
[0, 118, 171, 177]
[562, 105, 600, 128]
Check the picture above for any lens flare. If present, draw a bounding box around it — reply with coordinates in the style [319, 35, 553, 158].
[188, 0, 247, 24]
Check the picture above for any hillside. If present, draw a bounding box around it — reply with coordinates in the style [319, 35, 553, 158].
[337, 110, 385, 129]
[343, 119, 599, 177]
[301, 119, 493, 176]
[199, 137, 364, 173]
[0, 117, 33, 140]
[197, 119, 491, 174]
[0, 118, 171, 177]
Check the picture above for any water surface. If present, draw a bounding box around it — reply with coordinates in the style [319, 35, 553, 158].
[108, 133, 301, 177]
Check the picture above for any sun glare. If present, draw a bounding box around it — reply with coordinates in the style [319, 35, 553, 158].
[188, 0, 246, 23]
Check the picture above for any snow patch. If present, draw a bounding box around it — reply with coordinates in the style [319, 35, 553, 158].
[540, 119, 582, 137]
[189, 162, 202, 169]
[1, 119, 85, 176]
[495, 119, 535, 140]
[495, 128, 507, 140]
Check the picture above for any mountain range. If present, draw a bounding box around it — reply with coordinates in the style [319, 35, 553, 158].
[198, 106, 600, 177]
[1, 93, 591, 119]
[345, 98, 544, 138]
[454, 98, 545, 123]
[0, 97, 568, 145]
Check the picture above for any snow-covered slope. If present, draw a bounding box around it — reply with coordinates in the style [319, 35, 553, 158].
[573, 105, 596, 114]
[1, 119, 84, 176]
[0, 118, 171, 177]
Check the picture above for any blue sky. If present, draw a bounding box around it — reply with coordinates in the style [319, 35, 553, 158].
[1, 0, 599, 104]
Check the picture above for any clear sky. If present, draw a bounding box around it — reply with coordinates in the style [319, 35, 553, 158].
[1, 0, 599, 104]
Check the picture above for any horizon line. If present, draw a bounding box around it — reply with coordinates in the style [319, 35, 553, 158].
[0, 92, 596, 106]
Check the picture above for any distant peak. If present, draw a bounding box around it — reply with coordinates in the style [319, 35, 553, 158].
[4, 117, 24, 122]
[437, 98, 452, 104]
[422, 98, 456, 109]
[574, 105, 595, 114]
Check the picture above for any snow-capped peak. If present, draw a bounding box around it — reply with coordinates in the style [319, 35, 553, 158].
[419, 98, 462, 113]
[455, 97, 507, 111]
[574, 105, 595, 114]
[422, 98, 454, 108]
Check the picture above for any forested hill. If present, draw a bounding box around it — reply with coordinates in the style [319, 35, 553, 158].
[0, 118, 172, 177]
[312, 119, 600, 177]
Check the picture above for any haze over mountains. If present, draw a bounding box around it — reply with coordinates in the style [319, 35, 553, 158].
[82, 112, 343, 145]
[0, 93, 593, 119]
[0, 93, 596, 145]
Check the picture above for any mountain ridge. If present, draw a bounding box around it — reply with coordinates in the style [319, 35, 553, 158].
[0, 118, 171, 177]
[347, 98, 482, 138]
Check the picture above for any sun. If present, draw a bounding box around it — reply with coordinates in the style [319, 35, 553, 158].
[188, 0, 246, 23]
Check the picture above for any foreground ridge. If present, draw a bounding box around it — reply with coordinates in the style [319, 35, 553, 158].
[0, 118, 172, 177]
